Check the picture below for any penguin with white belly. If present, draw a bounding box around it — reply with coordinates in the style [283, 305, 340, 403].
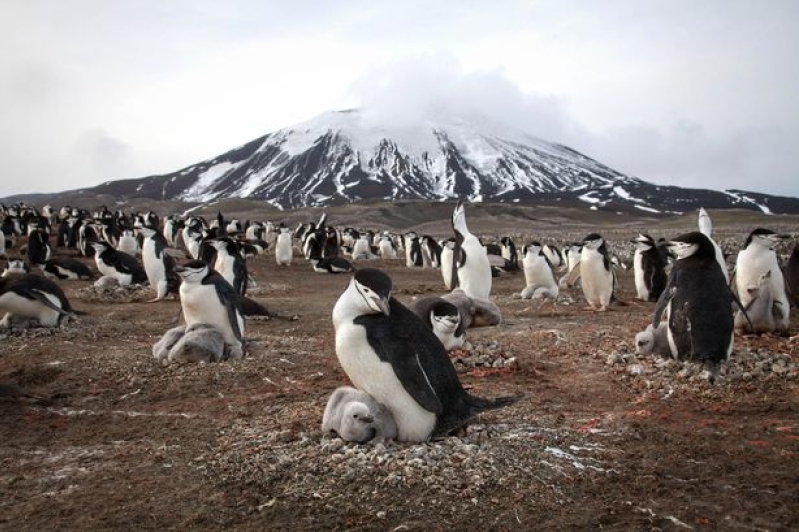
[450, 201, 492, 300]
[332, 268, 517, 442]
[734, 228, 791, 334]
[275, 227, 293, 266]
[175, 260, 245, 359]
[140, 227, 180, 301]
[90, 241, 147, 286]
[631, 233, 667, 302]
[520, 242, 558, 300]
[0, 273, 73, 328]
[213, 237, 248, 296]
[577, 233, 615, 311]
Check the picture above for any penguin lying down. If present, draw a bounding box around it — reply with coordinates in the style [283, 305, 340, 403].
[322, 386, 398, 444]
[152, 323, 236, 364]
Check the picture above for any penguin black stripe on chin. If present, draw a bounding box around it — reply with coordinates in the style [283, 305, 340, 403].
[333, 268, 517, 442]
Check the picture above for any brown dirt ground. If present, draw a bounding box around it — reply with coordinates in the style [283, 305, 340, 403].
[1, 210, 798, 531]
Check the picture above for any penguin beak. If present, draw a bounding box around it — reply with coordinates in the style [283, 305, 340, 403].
[375, 296, 390, 316]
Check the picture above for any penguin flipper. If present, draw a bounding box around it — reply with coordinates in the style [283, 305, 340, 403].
[728, 285, 754, 332]
[653, 287, 675, 328]
[28, 289, 70, 316]
[203, 272, 244, 342]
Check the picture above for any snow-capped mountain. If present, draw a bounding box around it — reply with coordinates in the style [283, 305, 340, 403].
[76, 109, 798, 213]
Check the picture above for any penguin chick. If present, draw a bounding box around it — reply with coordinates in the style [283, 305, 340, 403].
[635, 323, 670, 357]
[153, 325, 187, 362]
[322, 386, 398, 444]
[168, 323, 227, 364]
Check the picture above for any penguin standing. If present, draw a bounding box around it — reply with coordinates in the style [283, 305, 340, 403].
[26, 228, 51, 266]
[0, 273, 73, 328]
[90, 241, 147, 286]
[275, 227, 293, 266]
[212, 237, 248, 296]
[787, 242, 799, 308]
[377, 234, 397, 259]
[332, 268, 517, 442]
[451, 201, 492, 300]
[734, 228, 790, 333]
[578, 233, 614, 311]
[520, 242, 558, 300]
[140, 227, 180, 301]
[631, 233, 667, 302]
[176, 260, 244, 359]
[654, 232, 740, 367]
[41, 257, 94, 280]
[697, 208, 729, 283]
[351, 235, 376, 261]
[440, 239, 455, 290]
[420, 236, 442, 268]
[117, 229, 139, 256]
[408, 296, 467, 350]
[500, 237, 518, 270]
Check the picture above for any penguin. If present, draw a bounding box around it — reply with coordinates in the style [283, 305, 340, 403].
[90, 241, 147, 286]
[26, 228, 51, 266]
[163, 216, 181, 247]
[420, 236, 442, 268]
[168, 323, 228, 364]
[653, 232, 742, 367]
[635, 323, 670, 358]
[520, 242, 559, 300]
[451, 201, 492, 300]
[332, 268, 517, 442]
[433, 239, 452, 292]
[140, 227, 180, 301]
[275, 227, 293, 266]
[442, 288, 502, 329]
[577, 233, 615, 311]
[41, 257, 94, 280]
[734, 228, 790, 334]
[631, 233, 668, 302]
[322, 386, 398, 443]
[408, 234, 423, 267]
[735, 270, 781, 335]
[2, 258, 29, 277]
[212, 237, 248, 296]
[0, 273, 73, 328]
[500, 237, 518, 270]
[117, 229, 139, 256]
[78, 220, 98, 257]
[351, 235, 376, 261]
[696, 208, 729, 283]
[542, 244, 562, 269]
[377, 233, 398, 259]
[175, 260, 244, 359]
[308, 234, 353, 273]
[787, 242, 799, 308]
[408, 296, 467, 350]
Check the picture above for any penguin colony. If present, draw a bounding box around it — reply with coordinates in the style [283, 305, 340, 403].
[1, 200, 797, 444]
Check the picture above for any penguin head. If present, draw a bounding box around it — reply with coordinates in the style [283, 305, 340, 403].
[631, 233, 654, 250]
[429, 300, 460, 330]
[340, 401, 377, 443]
[350, 268, 392, 316]
[744, 228, 789, 250]
[451, 201, 468, 235]
[582, 233, 604, 250]
[524, 241, 542, 257]
[175, 260, 209, 283]
[635, 330, 654, 356]
[666, 232, 714, 260]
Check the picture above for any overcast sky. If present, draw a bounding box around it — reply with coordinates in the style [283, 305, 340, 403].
[1, 0, 797, 199]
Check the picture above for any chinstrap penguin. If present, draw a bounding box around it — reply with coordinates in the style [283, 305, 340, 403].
[450, 202, 492, 299]
[0, 273, 74, 328]
[91, 241, 147, 286]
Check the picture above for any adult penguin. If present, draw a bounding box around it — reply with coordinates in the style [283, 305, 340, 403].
[26, 228, 51, 266]
[451, 201, 492, 300]
[140, 226, 180, 301]
[175, 260, 245, 359]
[408, 296, 467, 350]
[578, 233, 614, 311]
[520, 241, 558, 300]
[332, 268, 517, 442]
[90, 241, 147, 286]
[631, 233, 667, 302]
[41, 257, 94, 280]
[734, 228, 790, 333]
[0, 273, 73, 328]
[212, 237, 248, 296]
[654, 232, 746, 369]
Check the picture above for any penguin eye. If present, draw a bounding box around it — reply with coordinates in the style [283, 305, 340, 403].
[352, 414, 359, 419]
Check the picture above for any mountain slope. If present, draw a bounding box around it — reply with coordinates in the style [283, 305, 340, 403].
[61, 109, 799, 213]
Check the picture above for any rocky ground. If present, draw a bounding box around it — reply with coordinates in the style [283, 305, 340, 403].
[1, 206, 798, 530]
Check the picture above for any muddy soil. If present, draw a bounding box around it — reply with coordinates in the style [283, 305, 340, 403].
[1, 217, 798, 531]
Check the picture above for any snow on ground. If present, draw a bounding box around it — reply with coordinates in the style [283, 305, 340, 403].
[181, 161, 241, 202]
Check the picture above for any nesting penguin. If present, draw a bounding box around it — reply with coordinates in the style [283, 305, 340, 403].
[631, 233, 668, 302]
[0, 273, 73, 328]
[654, 232, 741, 367]
[90, 241, 147, 286]
[408, 296, 467, 350]
[734, 270, 781, 335]
[520, 242, 559, 300]
[450, 201, 492, 300]
[176, 260, 245, 359]
[322, 386, 398, 443]
[332, 268, 516, 442]
[41, 257, 94, 280]
[734, 229, 790, 333]
[140, 226, 180, 301]
[577, 233, 615, 311]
